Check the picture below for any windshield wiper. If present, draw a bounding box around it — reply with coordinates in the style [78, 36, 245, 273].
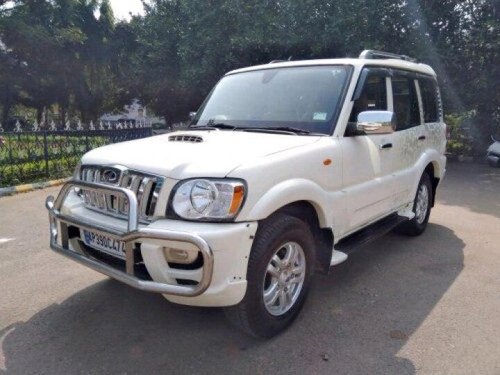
[242, 126, 311, 135]
[267, 126, 311, 134]
[190, 123, 318, 135]
[189, 122, 236, 130]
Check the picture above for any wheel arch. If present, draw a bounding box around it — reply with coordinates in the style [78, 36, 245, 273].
[424, 161, 440, 207]
[413, 150, 445, 208]
[243, 179, 332, 226]
[261, 200, 334, 274]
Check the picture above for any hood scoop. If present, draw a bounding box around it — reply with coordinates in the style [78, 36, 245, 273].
[168, 134, 203, 143]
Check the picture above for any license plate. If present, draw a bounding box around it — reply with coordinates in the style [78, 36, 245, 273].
[81, 230, 125, 259]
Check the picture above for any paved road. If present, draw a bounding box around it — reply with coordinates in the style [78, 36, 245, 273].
[1, 162, 499, 375]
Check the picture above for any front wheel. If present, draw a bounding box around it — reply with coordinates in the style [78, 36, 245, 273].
[395, 172, 433, 236]
[224, 214, 315, 338]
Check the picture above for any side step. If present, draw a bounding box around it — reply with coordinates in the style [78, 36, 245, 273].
[330, 213, 409, 266]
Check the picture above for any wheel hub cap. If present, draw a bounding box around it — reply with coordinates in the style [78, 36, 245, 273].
[415, 184, 429, 224]
[263, 241, 306, 316]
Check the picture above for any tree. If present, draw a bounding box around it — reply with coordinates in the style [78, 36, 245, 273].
[0, 0, 498, 152]
[0, 0, 124, 124]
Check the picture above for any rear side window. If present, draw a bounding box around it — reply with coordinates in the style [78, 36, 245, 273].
[349, 74, 387, 122]
[392, 75, 421, 130]
[419, 78, 439, 123]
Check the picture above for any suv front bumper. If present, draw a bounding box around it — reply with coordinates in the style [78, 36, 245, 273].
[46, 180, 257, 306]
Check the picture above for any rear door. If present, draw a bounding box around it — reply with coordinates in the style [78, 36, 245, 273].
[418, 76, 442, 152]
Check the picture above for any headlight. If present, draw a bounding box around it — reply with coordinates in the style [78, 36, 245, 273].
[171, 179, 246, 220]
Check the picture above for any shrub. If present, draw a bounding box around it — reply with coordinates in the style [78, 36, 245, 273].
[445, 112, 475, 157]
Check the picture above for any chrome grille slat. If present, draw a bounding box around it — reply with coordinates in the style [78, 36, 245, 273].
[137, 178, 153, 217]
[118, 175, 131, 214]
[79, 166, 163, 222]
[148, 183, 160, 217]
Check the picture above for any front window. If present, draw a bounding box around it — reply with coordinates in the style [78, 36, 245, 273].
[191, 66, 351, 135]
[349, 73, 388, 122]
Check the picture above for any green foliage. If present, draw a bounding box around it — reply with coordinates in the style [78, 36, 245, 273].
[445, 113, 474, 157]
[0, 0, 123, 126]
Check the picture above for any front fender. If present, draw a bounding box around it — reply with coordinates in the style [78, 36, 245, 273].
[242, 178, 333, 228]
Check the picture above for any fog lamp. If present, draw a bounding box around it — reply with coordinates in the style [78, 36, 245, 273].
[163, 247, 198, 264]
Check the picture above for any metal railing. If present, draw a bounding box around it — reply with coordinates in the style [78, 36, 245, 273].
[0, 126, 153, 188]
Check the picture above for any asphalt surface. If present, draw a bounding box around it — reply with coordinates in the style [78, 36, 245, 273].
[1, 162, 499, 375]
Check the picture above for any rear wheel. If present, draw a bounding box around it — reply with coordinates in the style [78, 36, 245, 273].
[395, 172, 433, 236]
[224, 214, 315, 338]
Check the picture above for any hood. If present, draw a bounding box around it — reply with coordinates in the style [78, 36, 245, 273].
[81, 130, 321, 179]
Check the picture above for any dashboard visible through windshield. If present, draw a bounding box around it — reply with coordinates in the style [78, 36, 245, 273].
[191, 65, 352, 135]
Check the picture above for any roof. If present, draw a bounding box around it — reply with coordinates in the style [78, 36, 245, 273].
[226, 57, 436, 77]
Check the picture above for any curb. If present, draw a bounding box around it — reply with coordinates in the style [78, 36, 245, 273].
[0, 178, 69, 198]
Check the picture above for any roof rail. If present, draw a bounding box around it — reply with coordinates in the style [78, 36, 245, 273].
[359, 50, 418, 63]
[269, 56, 293, 64]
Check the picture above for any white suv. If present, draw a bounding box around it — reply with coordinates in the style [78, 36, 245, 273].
[46, 50, 447, 337]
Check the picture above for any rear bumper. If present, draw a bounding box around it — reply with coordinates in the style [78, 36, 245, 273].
[46, 180, 257, 306]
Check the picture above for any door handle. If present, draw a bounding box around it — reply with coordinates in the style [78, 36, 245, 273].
[418, 135, 426, 141]
[379, 143, 393, 149]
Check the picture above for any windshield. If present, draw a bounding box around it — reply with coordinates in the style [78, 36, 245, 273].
[191, 66, 351, 135]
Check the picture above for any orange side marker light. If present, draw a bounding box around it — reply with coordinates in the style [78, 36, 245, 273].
[229, 185, 245, 215]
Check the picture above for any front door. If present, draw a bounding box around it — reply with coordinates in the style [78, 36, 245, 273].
[389, 71, 426, 206]
[340, 68, 399, 235]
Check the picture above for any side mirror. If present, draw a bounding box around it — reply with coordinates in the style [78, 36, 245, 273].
[357, 111, 396, 134]
[189, 111, 197, 120]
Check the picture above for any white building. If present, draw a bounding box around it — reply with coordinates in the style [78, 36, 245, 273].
[100, 99, 151, 126]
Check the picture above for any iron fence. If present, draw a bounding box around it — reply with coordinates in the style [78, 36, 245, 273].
[0, 127, 153, 188]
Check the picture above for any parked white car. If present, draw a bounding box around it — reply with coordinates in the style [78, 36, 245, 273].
[46, 50, 447, 337]
[487, 136, 500, 167]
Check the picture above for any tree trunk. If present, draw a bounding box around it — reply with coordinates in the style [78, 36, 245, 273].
[1, 101, 12, 130]
[60, 105, 67, 126]
[36, 106, 43, 126]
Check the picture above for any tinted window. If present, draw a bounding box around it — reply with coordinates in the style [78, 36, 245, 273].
[392, 75, 420, 130]
[419, 78, 439, 123]
[349, 74, 387, 122]
[193, 66, 350, 135]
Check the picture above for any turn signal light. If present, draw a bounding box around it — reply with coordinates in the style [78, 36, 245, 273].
[229, 185, 245, 215]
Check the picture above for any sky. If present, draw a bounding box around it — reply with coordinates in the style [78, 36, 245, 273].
[1, 1, 146, 21]
[109, 0, 145, 21]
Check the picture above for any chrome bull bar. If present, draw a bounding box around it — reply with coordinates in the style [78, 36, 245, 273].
[45, 180, 214, 296]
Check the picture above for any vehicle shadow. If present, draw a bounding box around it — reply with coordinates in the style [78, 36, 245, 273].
[1, 224, 464, 375]
[437, 161, 500, 219]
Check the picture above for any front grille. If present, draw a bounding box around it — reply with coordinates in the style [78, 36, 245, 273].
[168, 134, 203, 143]
[79, 166, 163, 222]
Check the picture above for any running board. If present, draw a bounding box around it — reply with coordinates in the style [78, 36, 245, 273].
[330, 213, 409, 266]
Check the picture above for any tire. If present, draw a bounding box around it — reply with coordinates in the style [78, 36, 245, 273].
[224, 214, 316, 338]
[394, 172, 433, 236]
